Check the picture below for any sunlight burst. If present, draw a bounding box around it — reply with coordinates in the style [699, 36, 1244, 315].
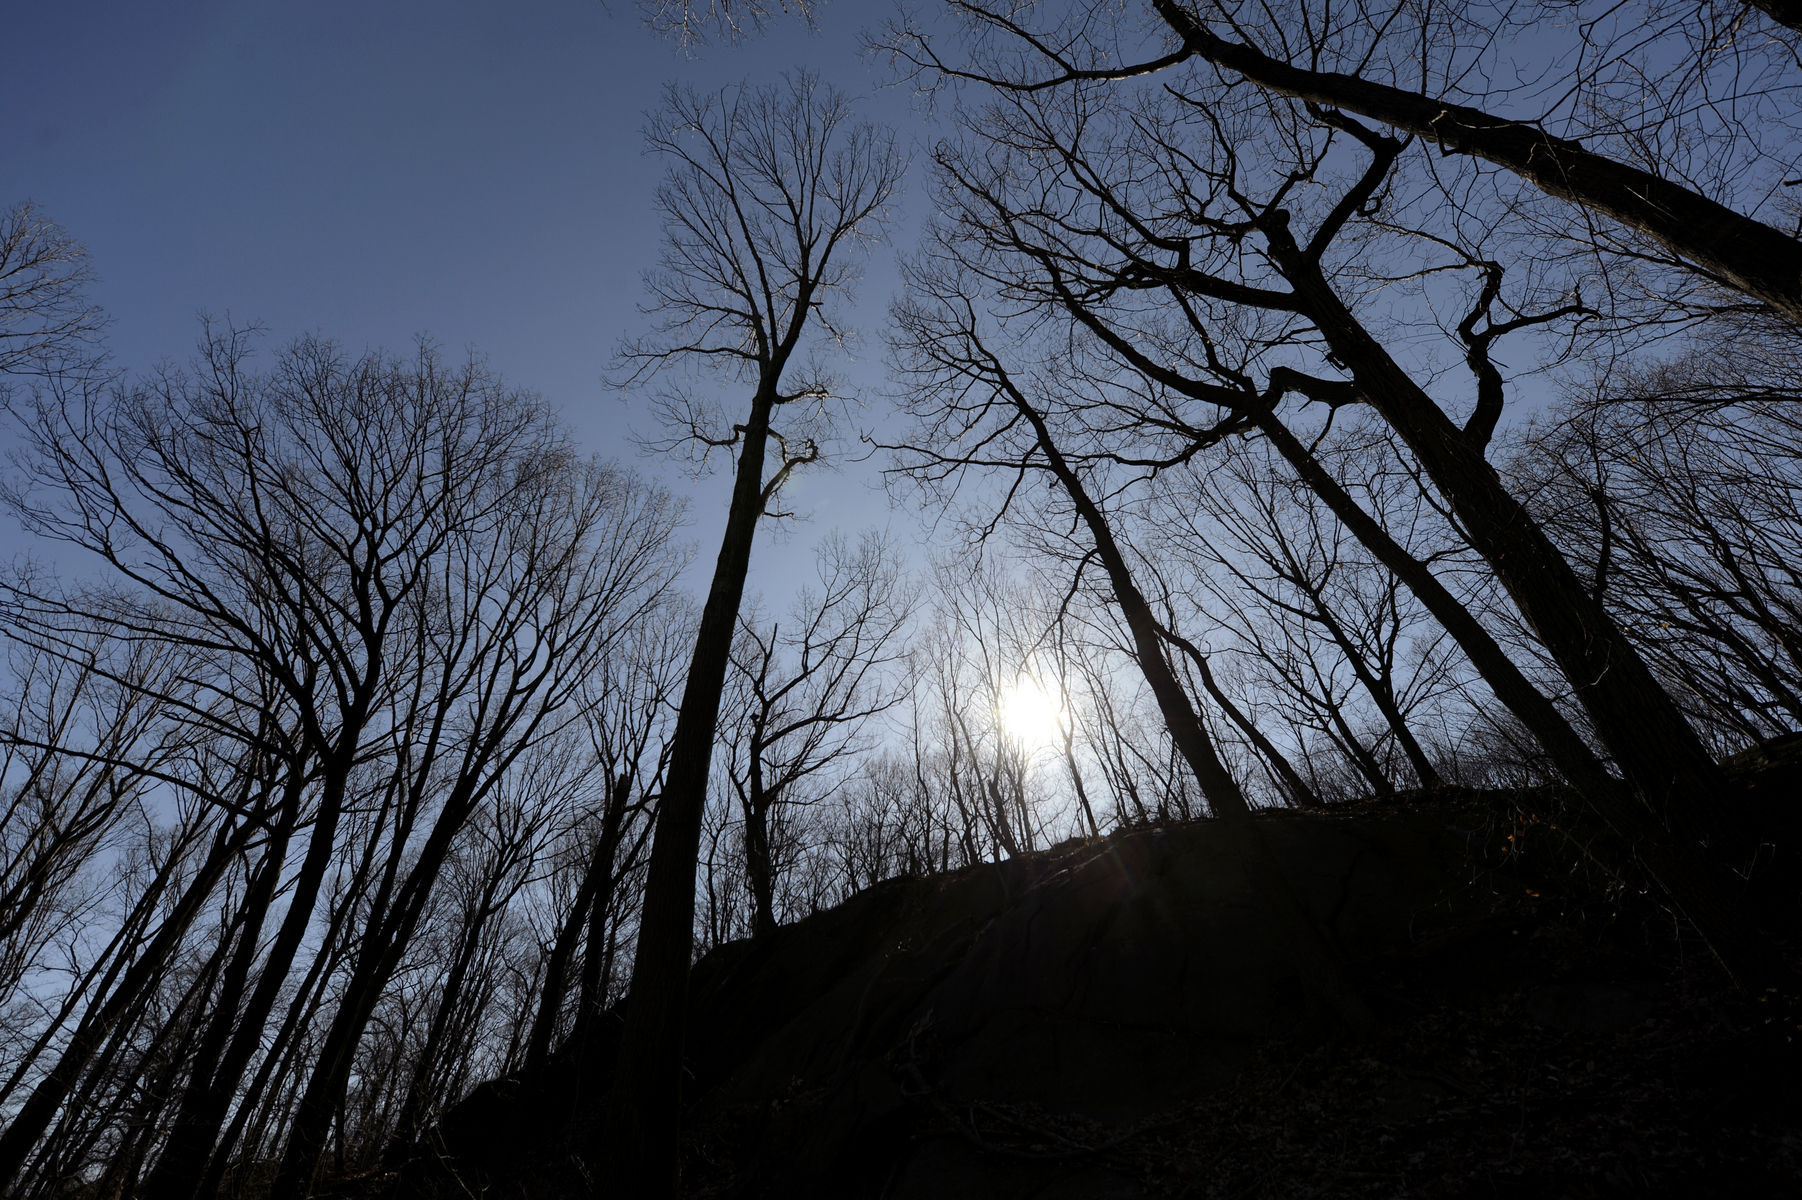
[999, 675, 1066, 748]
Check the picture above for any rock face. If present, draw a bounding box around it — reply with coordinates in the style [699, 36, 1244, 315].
[410, 795, 1798, 1198]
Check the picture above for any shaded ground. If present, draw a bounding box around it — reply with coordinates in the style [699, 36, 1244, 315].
[386, 771, 1802, 1198]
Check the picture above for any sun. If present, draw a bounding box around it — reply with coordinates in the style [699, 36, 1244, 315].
[999, 675, 1066, 748]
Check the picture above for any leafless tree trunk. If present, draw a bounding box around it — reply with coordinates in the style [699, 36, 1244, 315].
[890, 271, 1375, 1033]
[1513, 343, 1802, 754]
[4, 327, 681, 1195]
[603, 73, 903, 1195]
[270, 453, 682, 1199]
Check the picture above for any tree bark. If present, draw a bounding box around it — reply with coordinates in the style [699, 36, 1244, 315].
[742, 724, 779, 941]
[1746, 0, 1802, 36]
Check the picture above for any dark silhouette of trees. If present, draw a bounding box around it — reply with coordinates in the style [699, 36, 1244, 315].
[876, 0, 1779, 982]
[0, 780, 258, 1192]
[0, 631, 198, 1009]
[890, 260, 1375, 1033]
[0, 328, 682, 1197]
[381, 761, 552, 1149]
[823, 751, 940, 891]
[9, 7, 1802, 1193]
[885, 1, 1802, 322]
[925, 82, 1707, 809]
[1515, 324, 1802, 752]
[720, 529, 916, 939]
[525, 601, 691, 1074]
[0, 201, 104, 378]
[918, 563, 1057, 859]
[603, 71, 904, 1194]
[1140, 0, 1802, 323]
[1149, 437, 1452, 795]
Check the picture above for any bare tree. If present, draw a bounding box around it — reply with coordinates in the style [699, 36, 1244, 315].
[823, 751, 939, 893]
[877, 9, 1777, 980]
[0, 328, 683, 1196]
[383, 740, 578, 1153]
[889, 261, 1376, 1033]
[267, 444, 681, 1200]
[1046, 613, 1203, 824]
[918, 568, 1051, 859]
[0, 780, 258, 1191]
[0, 201, 104, 378]
[0, 631, 197, 1007]
[605, 71, 904, 1194]
[1151, 437, 1451, 793]
[1515, 332, 1802, 749]
[720, 529, 916, 939]
[526, 597, 691, 1072]
[883, 1, 1802, 323]
[641, 0, 826, 48]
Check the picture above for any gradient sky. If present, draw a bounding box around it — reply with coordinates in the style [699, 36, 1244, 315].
[4, 0, 930, 592]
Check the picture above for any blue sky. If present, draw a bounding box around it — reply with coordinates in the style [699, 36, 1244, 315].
[3, 0, 927, 589]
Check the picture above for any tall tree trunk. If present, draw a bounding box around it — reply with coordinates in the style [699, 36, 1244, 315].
[743, 800, 778, 941]
[527, 853, 609, 1072]
[528, 776, 633, 1071]
[1260, 220, 1767, 984]
[393, 888, 497, 1147]
[743, 745, 778, 941]
[197, 838, 376, 1200]
[1288, 565, 1442, 788]
[573, 796, 659, 1066]
[141, 775, 350, 1200]
[273, 751, 519, 1199]
[1316, 677, 1399, 797]
[1156, 625, 1320, 806]
[601, 386, 779, 1195]
[1264, 220, 1722, 815]
[142, 793, 301, 1200]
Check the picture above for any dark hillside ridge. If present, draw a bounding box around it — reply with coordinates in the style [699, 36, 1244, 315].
[397, 778, 1801, 1198]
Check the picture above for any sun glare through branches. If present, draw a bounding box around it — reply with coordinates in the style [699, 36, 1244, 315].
[998, 674, 1066, 749]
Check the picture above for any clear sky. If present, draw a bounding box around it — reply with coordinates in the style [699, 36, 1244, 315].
[3, 0, 928, 592]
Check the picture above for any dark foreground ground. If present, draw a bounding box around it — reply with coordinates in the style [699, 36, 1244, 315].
[378, 756, 1802, 1198]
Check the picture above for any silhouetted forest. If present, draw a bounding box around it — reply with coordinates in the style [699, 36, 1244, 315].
[3, 2, 1801, 1197]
